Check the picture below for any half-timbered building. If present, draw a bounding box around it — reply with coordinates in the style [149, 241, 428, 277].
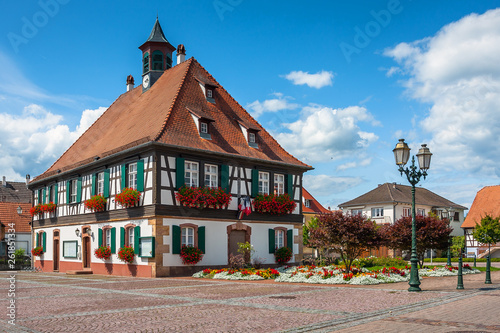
[28, 19, 311, 277]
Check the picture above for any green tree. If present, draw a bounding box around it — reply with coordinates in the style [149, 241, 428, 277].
[472, 215, 500, 254]
[451, 236, 465, 257]
[309, 211, 381, 273]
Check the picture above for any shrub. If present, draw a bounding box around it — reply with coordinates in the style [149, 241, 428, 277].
[354, 256, 408, 268]
[115, 188, 141, 208]
[85, 195, 107, 212]
[180, 245, 203, 265]
[118, 246, 135, 263]
[229, 253, 245, 269]
[94, 246, 111, 260]
[274, 246, 293, 264]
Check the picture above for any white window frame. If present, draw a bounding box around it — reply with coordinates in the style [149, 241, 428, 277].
[206, 89, 213, 98]
[371, 207, 384, 218]
[403, 207, 411, 217]
[248, 132, 256, 143]
[204, 164, 218, 189]
[97, 172, 105, 196]
[181, 227, 194, 247]
[128, 228, 134, 247]
[70, 179, 78, 203]
[258, 171, 269, 195]
[185, 161, 199, 187]
[275, 230, 284, 249]
[200, 122, 208, 134]
[417, 208, 425, 216]
[128, 162, 138, 190]
[304, 199, 311, 208]
[105, 229, 111, 248]
[274, 174, 285, 195]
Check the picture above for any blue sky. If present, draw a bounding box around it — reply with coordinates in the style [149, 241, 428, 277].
[1, 0, 500, 211]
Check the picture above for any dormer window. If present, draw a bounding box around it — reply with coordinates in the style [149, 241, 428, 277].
[187, 107, 214, 140]
[305, 199, 311, 208]
[248, 131, 258, 148]
[205, 87, 215, 103]
[248, 132, 256, 143]
[200, 122, 208, 134]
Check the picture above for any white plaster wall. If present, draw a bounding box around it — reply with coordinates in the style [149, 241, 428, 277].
[161, 218, 298, 267]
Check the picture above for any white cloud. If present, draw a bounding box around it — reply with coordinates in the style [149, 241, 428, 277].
[246, 94, 299, 118]
[385, 8, 500, 177]
[337, 157, 372, 171]
[303, 174, 363, 196]
[275, 104, 379, 162]
[0, 105, 106, 181]
[283, 70, 334, 89]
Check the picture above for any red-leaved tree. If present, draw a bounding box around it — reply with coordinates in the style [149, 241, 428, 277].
[381, 215, 452, 268]
[308, 211, 382, 273]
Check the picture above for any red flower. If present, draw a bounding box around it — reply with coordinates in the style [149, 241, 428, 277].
[180, 245, 204, 265]
[176, 186, 231, 209]
[116, 188, 141, 208]
[31, 247, 43, 256]
[118, 246, 135, 263]
[85, 195, 107, 212]
[253, 194, 296, 215]
[94, 246, 111, 259]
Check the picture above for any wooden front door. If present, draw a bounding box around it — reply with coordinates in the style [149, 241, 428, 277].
[228, 230, 246, 258]
[53, 239, 59, 271]
[83, 237, 91, 268]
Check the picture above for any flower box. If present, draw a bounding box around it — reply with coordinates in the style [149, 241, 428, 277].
[31, 247, 43, 257]
[94, 246, 111, 260]
[85, 195, 107, 212]
[30, 203, 57, 217]
[118, 246, 135, 263]
[180, 245, 204, 265]
[30, 205, 43, 217]
[253, 194, 296, 215]
[115, 188, 141, 208]
[176, 186, 231, 209]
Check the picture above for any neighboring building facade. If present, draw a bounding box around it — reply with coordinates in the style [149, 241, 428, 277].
[339, 183, 467, 236]
[461, 185, 500, 258]
[0, 176, 32, 256]
[302, 188, 330, 257]
[28, 19, 311, 277]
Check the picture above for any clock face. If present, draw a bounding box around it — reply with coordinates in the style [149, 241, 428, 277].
[142, 75, 150, 88]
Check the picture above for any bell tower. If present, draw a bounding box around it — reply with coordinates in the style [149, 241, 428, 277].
[139, 17, 176, 92]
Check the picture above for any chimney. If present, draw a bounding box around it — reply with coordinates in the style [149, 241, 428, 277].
[25, 174, 30, 186]
[2, 176, 6, 187]
[126, 75, 135, 92]
[177, 44, 186, 65]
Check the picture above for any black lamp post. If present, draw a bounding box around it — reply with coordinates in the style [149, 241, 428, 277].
[393, 139, 432, 292]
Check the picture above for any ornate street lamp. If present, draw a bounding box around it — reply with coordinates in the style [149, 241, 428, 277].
[393, 139, 432, 292]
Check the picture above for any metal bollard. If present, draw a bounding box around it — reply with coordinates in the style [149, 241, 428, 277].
[457, 250, 464, 290]
[473, 254, 476, 267]
[485, 255, 492, 284]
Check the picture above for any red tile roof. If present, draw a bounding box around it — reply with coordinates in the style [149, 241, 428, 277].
[302, 188, 330, 214]
[461, 185, 500, 228]
[0, 202, 32, 233]
[34, 58, 311, 182]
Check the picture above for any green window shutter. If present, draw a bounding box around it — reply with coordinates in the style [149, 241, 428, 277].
[134, 226, 141, 252]
[286, 174, 293, 197]
[172, 225, 181, 254]
[42, 232, 46, 252]
[251, 169, 259, 197]
[54, 183, 58, 205]
[220, 165, 229, 194]
[121, 164, 127, 190]
[268, 229, 275, 253]
[98, 228, 103, 247]
[287, 229, 293, 250]
[42, 188, 46, 204]
[175, 157, 185, 190]
[91, 173, 96, 196]
[137, 159, 144, 192]
[103, 169, 110, 198]
[38, 189, 42, 204]
[76, 177, 82, 203]
[36, 233, 39, 247]
[66, 181, 70, 204]
[198, 226, 206, 253]
[120, 227, 125, 248]
[150, 237, 155, 257]
[110, 227, 116, 254]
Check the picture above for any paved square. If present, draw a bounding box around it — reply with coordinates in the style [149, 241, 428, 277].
[0, 271, 499, 332]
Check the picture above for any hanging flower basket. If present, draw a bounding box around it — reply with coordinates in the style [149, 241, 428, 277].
[115, 188, 141, 208]
[94, 246, 111, 260]
[31, 247, 43, 257]
[118, 246, 135, 264]
[274, 246, 293, 264]
[30, 205, 43, 217]
[180, 245, 204, 265]
[253, 194, 296, 215]
[85, 195, 107, 212]
[176, 186, 231, 209]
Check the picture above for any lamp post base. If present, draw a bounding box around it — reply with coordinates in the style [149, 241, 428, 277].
[408, 258, 421, 292]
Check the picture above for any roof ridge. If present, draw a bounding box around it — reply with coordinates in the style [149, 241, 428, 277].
[190, 59, 312, 169]
[153, 58, 194, 141]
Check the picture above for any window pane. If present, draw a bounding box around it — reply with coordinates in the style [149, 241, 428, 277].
[204, 164, 218, 188]
[185, 162, 199, 187]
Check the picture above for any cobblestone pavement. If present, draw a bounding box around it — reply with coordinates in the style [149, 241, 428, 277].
[0, 270, 499, 332]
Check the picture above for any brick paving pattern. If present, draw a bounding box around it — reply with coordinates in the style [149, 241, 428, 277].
[0, 270, 499, 332]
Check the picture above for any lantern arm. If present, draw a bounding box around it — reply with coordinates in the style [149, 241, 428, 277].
[398, 156, 427, 186]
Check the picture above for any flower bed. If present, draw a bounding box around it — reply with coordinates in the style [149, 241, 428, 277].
[85, 195, 107, 212]
[252, 194, 296, 215]
[193, 264, 481, 285]
[176, 186, 231, 209]
[116, 188, 141, 208]
[193, 268, 280, 280]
